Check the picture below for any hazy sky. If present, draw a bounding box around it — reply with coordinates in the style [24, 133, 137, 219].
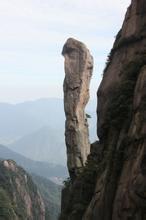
[0, 0, 131, 103]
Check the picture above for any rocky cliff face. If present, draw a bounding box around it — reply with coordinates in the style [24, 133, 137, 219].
[60, 0, 146, 219]
[0, 160, 45, 220]
[62, 38, 93, 180]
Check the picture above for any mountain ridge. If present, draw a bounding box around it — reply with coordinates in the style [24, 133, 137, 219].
[0, 159, 45, 220]
[0, 144, 67, 181]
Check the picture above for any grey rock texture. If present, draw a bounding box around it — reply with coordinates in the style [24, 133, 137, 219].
[62, 38, 93, 179]
[60, 0, 146, 219]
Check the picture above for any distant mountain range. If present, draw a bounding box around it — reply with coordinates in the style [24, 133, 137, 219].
[0, 98, 65, 143]
[0, 98, 97, 165]
[0, 98, 97, 219]
[9, 126, 66, 165]
[0, 144, 68, 182]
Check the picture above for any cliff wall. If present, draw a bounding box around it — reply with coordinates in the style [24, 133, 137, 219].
[60, 0, 146, 219]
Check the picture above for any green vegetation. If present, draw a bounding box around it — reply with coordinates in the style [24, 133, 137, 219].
[106, 57, 146, 130]
[0, 187, 16, 220]
[32, 174, 62, 220]
[0, 160, 47, 220]
[0, 148, 63, 220]
[63, 177, 71, 188]
[103, 49, 114, 73]
[103, 29, 122, 73]
[103, 32, 144, 73]
[97, 56, 146, 217]
[86, 113, 92, 119]
[63, 147, 101, 218]
[80, 155, 99, 201]
[114, 35, 144, 50]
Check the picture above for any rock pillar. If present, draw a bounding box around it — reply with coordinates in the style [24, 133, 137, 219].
[62, 38, 93, 179]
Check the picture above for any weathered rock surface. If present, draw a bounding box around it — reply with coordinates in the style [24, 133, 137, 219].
[62, 38, 93, 179]
[0, 160, 45, 220]
[60, 0, 146, 219]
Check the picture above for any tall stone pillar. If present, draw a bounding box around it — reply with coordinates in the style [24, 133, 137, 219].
[62, 38, 93, 180]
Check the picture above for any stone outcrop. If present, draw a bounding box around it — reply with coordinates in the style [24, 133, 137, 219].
[62, 38, 93, 179]
[0, 160, 45, 220]
[60, 0, 146, 219]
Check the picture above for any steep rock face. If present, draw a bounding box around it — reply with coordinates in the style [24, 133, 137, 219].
[0, 160, 45, 220]
[62, 38, 93, 179]
[60, 0, 146, 219]
[84, 0, 146, 219]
